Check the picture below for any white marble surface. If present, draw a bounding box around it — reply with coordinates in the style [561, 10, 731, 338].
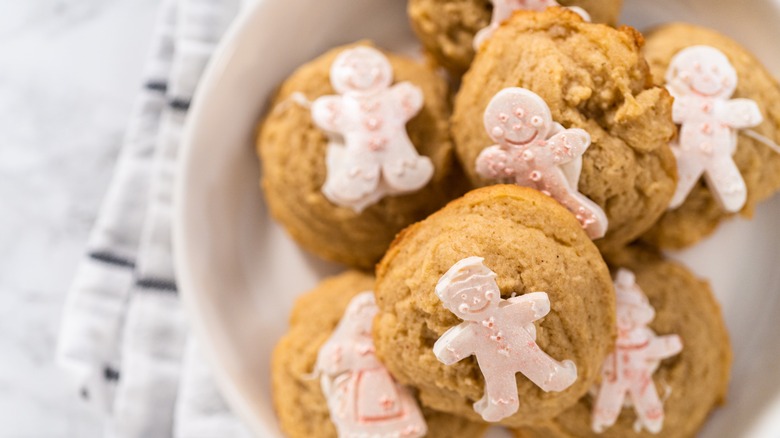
[0, 0, 161, 436]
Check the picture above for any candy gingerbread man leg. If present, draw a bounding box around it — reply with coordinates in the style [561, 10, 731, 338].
[381, 136, 434, 193]
[591, 372, 627, 433]
[628, 371, 665, 433]
[513, 340, 578, 392]
[668, 144, 706, 210]
[322, 145, 381, 208]
[703, 153, 747, 212]
[476, 366, 520, 422]
[669, 118, 714, 210]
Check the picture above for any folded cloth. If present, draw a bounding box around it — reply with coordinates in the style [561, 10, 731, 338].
[57, 0, 177, 413]
[57, 0, 247, 437]
[174, 337, 250, 438]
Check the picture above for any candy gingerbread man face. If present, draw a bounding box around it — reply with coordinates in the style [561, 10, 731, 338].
[667, 46, 737, 99]
[433, 257, 578, 422]
[476, 88, 608, 239]
[591, 269, 683, 434]
[311, 47, 434, 213]
[474, 0, 590, 49]
[315, 292, 428, 438]
[330, 47, 393, 95]
[665, 46, 763, 213]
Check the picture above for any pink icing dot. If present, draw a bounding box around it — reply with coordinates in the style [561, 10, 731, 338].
[365, 117, 382, 131]
[368, 137, 387, 151]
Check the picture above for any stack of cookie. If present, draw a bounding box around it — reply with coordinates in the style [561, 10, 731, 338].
[260, 3, 780, 437]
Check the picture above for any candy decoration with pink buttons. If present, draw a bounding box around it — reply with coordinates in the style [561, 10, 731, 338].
[315, 292, 428, 438]
[476, 87, 608, 239]
[665, 45, 763, 213]
[591, 269, 683, 434]
[433, 257, 578, 423]
[311, 46, 434, 213]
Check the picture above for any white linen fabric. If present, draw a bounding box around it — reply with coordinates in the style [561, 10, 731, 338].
[57, 0, 248, 436]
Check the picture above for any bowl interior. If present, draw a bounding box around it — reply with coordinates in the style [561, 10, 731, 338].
[175, 0, 780, 436]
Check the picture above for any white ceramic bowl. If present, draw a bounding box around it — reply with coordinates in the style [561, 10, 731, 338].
[174, 0, 780, 436]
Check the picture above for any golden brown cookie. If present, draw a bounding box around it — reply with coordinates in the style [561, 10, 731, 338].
[640, 23, 780, 249]
[258, 42, 464, 270]
[451, 8, 677, 253]
[372, 185, 616, 428]
[408, 1, 624, 76]
[513, 247, 732, 438]
[271, 271, 488, 438]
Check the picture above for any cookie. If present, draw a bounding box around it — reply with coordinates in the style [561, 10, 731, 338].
[640, 23, 780, 249]
[372, 185, 616, 428]
[513, 247, 732, 438]
[258, 42, 464, 270]
[451, 8, 677, 253]
[408, 1, 624, 76]
[271, 271, 488, 438]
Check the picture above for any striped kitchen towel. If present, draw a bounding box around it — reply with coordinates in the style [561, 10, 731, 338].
[57, 0, 248, 437]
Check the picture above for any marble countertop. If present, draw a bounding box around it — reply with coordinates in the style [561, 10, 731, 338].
[0, 0, 161, 435]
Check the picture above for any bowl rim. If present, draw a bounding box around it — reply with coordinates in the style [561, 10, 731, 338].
[173, 0, 272, 435]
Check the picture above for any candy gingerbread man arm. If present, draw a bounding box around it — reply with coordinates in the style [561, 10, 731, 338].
[645, 334, 683, 361]
[476, 146, 512, 180]
[670, 94, 697, 125]
[316, 341, 351, 376]
[501, 292, 551, 321]
[322, 145, 381, 207]
[567, 6, 591, 22]
[546, 128, 591, 165]
[311, 95, 345, 134]
[717, 99, 763, 129]
[433, 323, 476, 366]
[392, 81, 424, 122]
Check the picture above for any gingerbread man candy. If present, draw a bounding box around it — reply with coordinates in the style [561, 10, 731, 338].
[315, 292, 427, 438]
[476, 87, 608, 239]
[311, 46, 435, 213]
[665, 46, 763, 213]
[433, 257, 578, 423]
[591, 269, 683, 434]
[473, 0, 590, 49]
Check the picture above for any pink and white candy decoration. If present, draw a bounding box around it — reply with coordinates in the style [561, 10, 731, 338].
[475, 87, 608, 239]
[665, 45, 763, 213]
[311, 46, 434, 213]
[591, 269, 683, 434]
[433, 257, 578, 423]
[474, 0, 590, 49]
[315, 292, 427, 438]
